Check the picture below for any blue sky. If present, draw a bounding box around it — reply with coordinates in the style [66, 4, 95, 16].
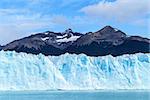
[0, 0, 149, 45]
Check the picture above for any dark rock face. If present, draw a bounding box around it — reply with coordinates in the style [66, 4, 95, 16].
[2, 26, 150, 56]
[66, 26, 150, 56]
[2, 29, 83, 56]
[0, 45, 2, 50]
[74, 26, 126, 46]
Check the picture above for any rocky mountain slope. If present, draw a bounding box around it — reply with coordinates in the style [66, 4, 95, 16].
[1, 26, 150, 56]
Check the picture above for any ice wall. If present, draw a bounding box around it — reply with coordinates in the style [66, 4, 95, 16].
[0, 51, 150, 90]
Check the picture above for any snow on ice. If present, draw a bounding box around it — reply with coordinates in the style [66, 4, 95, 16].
[0, 50, 149, 90]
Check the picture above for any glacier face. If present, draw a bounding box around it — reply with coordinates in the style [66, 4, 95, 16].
[0, 51, 150, 90]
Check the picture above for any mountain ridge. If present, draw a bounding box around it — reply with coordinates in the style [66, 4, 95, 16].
[1, 26, 150, 56]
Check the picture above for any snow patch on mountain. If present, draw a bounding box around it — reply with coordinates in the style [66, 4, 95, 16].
[41, 37, 49, 41]
[57, 34, 68, 39]
[114, 28, 119, 32]
[56, 36, 80, 43]
[44, 32, 49, 35]
[0, 51, 149, 90]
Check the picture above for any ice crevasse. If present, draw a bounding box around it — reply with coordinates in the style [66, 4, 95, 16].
[0, 50, 150, 90]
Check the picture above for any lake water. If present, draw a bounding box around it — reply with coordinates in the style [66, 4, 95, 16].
[0, 90, 149, 100]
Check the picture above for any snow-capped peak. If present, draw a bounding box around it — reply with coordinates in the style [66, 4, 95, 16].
[44, 31, 50, 35]
[64, 28, 73, 34]
[55, 28, 81, 43]
[40, 29, 81, 43]
[61, 28, 73, 36]
[41, 37, 49, 41]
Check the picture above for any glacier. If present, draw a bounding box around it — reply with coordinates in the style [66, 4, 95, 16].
[0, 50, 150, 90]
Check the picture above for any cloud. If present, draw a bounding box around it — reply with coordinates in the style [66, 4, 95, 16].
[0, 17, 51, 45]
[0, 8, 28, 16]
[50, 15, 71, 27]
[0, 8, 68, 45]
[0, 0, 149, 44]
[0, 8, 99, 45]
[80, 0, 150, 23]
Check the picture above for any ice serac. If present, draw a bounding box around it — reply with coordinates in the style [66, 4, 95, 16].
[0, 51, 150, 90]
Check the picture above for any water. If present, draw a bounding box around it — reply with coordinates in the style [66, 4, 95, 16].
[0, 90, 149, 100]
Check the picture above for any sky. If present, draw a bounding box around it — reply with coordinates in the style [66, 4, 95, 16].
[0, 0, 150, 45]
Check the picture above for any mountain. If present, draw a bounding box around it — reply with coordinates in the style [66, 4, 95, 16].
[67, 26, 150, 56]
[2, 29, 83, 56]
[2, 26, 150, 56]
[0, 45, 2, 50]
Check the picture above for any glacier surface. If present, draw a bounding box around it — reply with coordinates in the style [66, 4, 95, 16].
[0, 51, 150, 90]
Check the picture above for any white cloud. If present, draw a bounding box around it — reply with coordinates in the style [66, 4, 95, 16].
[0, 16, 52, 45]
[50, 15, 71, 27]
[80, 0, 150, 22]
[0, 8, 70, 45]
[0, 8, 29, 15]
